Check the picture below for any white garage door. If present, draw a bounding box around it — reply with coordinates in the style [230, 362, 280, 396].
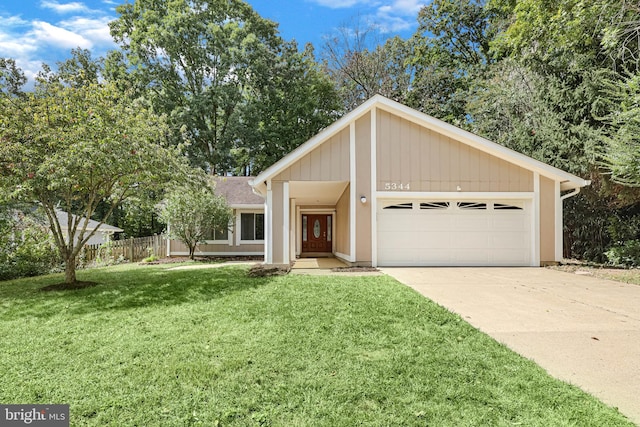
[377, 199, 532, 266]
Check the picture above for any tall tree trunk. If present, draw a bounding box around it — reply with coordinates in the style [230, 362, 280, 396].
[189, 245, 195, 260]
[64, 257, 77, 284]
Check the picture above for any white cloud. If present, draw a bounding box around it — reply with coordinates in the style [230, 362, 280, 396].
[40, 1, 90, 14]
[375, 0, 425, 33]
[311, 0, 425, 35]
[31, 21, 92, 49]
[59, 16, 115, 46]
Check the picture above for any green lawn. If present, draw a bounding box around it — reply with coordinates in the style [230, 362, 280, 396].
[0, 264, 632, 426]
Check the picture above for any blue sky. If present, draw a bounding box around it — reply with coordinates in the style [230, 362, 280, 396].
[0, 0, 425, 85]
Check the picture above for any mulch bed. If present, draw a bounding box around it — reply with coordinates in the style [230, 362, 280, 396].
[40, 281, 100, 292]
[247, 264, 290, 277]
[141, 256, 263, 265]
[331, 266, 380, 272]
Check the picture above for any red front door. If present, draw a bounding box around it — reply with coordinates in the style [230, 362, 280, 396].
[302, 214, 332, 253]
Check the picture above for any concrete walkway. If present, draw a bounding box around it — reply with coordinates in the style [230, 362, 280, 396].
[382, 267, 640, 425]
[290, 258, 383, 276]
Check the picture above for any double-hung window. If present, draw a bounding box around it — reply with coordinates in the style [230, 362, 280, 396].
[240, 213, 264, 242]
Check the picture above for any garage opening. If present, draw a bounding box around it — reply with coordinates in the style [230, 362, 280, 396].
[377, 199, 532, 266]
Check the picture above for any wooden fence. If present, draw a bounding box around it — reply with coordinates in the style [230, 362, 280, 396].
[84, 234, 167, 263]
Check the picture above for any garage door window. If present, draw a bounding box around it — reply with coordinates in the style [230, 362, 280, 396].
[383, 202, 413, 210]
[420, 202, 450, 210]
[457, 202, 487, 210]
[494, 203, 524, 210]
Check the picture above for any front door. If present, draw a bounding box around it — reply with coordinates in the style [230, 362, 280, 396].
[302, 214, 332, 253]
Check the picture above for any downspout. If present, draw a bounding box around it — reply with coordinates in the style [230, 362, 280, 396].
[560, 188, 581, 201]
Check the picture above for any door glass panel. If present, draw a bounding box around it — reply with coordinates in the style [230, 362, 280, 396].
[327, 216, 332, 242]
[313, 219, 321, 238]
[302, 216, 307, 242]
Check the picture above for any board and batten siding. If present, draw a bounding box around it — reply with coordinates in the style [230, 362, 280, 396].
[539, 175, 557, 263]
[273, 127, 350, 182]
[375, 110, 533, 192]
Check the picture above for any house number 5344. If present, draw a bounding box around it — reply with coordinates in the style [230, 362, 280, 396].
[384, 182, 410, 190]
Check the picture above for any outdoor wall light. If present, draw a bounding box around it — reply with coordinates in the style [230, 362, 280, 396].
[360, 195, 367, 204]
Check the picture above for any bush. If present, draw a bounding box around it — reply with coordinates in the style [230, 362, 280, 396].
[0, 212, 61, 281]
[605, 215, 640, 266]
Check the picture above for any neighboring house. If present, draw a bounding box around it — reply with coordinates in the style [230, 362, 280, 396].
[250, 95, 590, 267]
[55, 210, 123, 246]
[166, 176, 265, 257]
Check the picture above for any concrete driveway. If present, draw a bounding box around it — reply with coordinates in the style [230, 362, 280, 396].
[382, 267, 640, 425]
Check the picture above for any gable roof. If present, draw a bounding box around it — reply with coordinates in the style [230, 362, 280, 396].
[213, 176, 263, 207]
[251, 94, 590, 193]
[55, 210, 123, 233]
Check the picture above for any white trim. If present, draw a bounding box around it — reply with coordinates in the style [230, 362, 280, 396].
[349, 121, 357, 263]
[228, 210, 234, 247]
[229, 204, 264, 209]
[169, 252, 264, 257]
[533, 172, 541, 267]
[250, 97, 380, 193]
[299, 208, 337, 213]
[555, 180, 562, 262]
[376, 191, 535, 200]
[371, 106, 378, 268]
[203, 239, 232, 245]
[335, 252, 355, 263]
[373, 96, 588, 191]
[266, 181, 273, 264]
[296, 205, 301, 256]
[292, 203, 297, 259]
[166, 224, 171, 257]
[283, 182, 290, 264]
[250, 95, 589, 195]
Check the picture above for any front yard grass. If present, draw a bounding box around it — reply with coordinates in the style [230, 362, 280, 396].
[0, 264, 633, 426]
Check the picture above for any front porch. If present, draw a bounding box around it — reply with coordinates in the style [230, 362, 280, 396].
[265, 180, 358, 265]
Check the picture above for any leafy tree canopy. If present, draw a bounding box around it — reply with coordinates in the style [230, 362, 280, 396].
[0, 68, 192, 283]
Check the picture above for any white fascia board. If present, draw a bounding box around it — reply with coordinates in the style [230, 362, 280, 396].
[374, 97, 589, 190]
[376, 191, 535, 200]
[229, 204, 264, 210]
[251, 97, 380, 188]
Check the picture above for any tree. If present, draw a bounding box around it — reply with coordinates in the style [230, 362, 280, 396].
[110, 0, 340, 175]
[235, 42, 341, 174]
[407, 0, 496, 124]
[110, 0, 281, 174]
[0, 74, 189, 284]
[601, 73, 640, 186]
[322, 19, 413, 110]
[159, 185, 232, 259]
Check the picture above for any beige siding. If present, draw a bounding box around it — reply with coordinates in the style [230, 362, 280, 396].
[271, 182, 285, 264]
[540, 176, 556, 264]
[336, 184, 350, 256]
[376, 109, 533, 192]
[273, 127, 350, 181]
[170, 241, 263, 254]
[355, 113, 372, 264]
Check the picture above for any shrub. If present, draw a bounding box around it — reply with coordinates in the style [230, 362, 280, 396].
[605, 215, 640, 266]
[0, 211, 61, 281]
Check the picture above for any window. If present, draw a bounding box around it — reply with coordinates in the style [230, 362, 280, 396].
[457, 202, 487, 210]
[420, 202, 450, 210]
[241, 213, 264, 241]
[383, 203, 413, 210]
[203, 219, 230, 241]
[203, 227, 228, 241]
[494, 203, 524, 210]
